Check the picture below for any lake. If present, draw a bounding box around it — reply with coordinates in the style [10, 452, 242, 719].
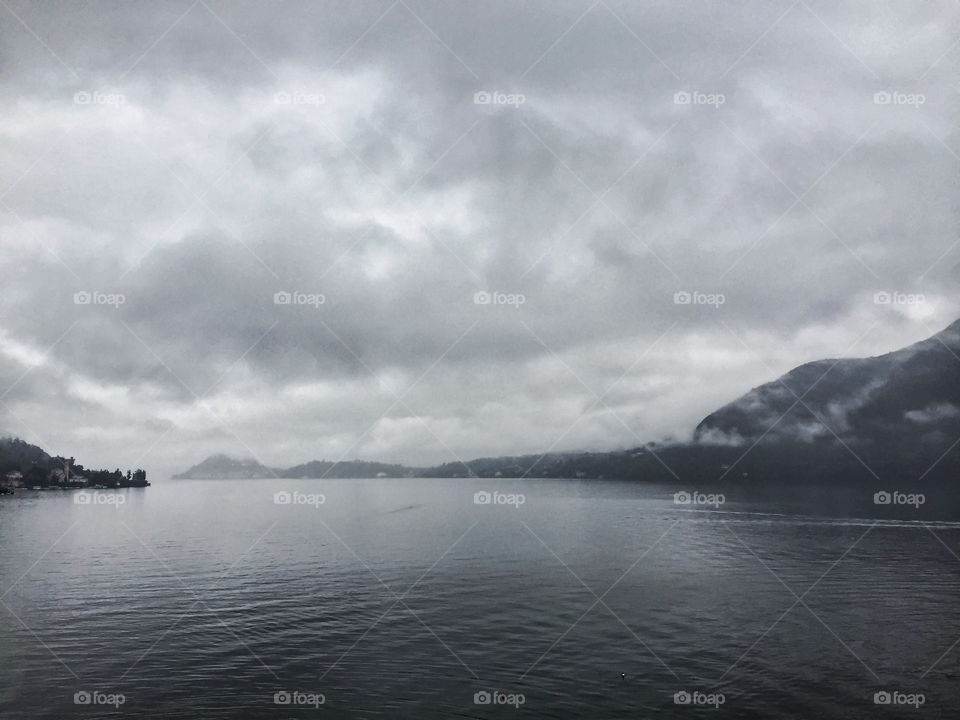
[1, 477, 959, 718]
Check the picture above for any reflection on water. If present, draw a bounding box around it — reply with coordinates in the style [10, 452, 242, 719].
[1, 477, 959, 719]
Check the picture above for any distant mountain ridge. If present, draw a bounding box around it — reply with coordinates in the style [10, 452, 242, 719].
[174, 319, 960, 486]
[285, 459, 414, 479]
[173, 454, 415, 479]
[171, 454, 278, 479]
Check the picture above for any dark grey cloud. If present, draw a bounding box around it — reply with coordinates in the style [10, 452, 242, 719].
[1, 0, 958, 476]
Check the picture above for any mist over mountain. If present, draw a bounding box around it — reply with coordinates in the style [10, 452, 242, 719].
[695, 318, 960, 450]
[284, 459, 415, 479]
[175, 319, 960, 488]
[173, 455, 415, 479]
[171, 454, 277, 479]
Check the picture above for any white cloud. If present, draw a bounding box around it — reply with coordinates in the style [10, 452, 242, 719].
[0, 0, 958, 476]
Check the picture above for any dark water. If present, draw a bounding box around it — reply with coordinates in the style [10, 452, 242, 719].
[1, 478, 959, 718]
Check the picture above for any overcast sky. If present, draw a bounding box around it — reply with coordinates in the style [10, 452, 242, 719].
[1, 0, 958, 477]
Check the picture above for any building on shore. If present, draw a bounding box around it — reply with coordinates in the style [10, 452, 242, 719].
[0, 471, 24, 490]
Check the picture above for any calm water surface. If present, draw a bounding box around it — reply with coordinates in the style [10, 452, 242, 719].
[2, 478, 959, 718]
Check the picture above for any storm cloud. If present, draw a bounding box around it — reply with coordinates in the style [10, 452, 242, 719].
[1, 0, 958, 476]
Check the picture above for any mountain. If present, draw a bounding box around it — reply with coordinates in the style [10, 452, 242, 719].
[0, 436, 148, 489]
[284, 459, 414, 479]
[173, 455, 415, 479]
[695, 319, 960, 449]
[0, 437, 52, 473]
[172, 454, 277, 479]
[174, 319, 960, 488]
